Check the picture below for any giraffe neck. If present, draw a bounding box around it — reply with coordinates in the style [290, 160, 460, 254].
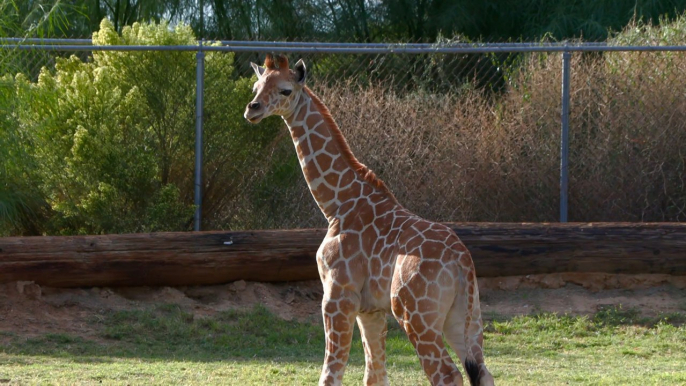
[283, 87, 397, 222]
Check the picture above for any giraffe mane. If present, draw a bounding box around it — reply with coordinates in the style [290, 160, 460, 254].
[304, 86, 398, 205]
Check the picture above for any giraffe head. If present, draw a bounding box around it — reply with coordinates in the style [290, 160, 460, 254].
[244, 54, 307, 124]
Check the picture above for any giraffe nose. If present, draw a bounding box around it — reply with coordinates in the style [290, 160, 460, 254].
[248, 101, 261, 110]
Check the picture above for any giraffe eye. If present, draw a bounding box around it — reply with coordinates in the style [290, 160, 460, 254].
[280, 89, 292, 96]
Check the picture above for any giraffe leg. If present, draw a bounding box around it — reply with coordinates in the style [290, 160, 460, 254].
[391, 291, 464, 386]
[319, 285, 360, 386]
[356, 311, 389, 386]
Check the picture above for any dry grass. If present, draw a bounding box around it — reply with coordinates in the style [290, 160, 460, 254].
[217, 48, 686, 229]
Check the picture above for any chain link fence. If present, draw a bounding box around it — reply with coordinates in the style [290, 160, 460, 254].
[2, 39, 685, 235]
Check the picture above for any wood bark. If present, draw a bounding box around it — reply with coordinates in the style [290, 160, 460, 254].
[1, 223, 684, 288]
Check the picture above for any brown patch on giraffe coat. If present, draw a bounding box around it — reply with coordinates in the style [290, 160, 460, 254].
[451, 240, 469, 253]
[333, 315, 352, 332]
[412, 220, 431, 233]
[303, 162, 321, 181]
[323, 139, 338, 157]
[421, 260, 444, 280]
[298, 139, 313, 158]
[381, 265, 393, 282]
[422, 312, 440, 328]
[410, 277, 428, 298]
[373, 212, 394, 232]
[340, 233, 361, 258]
[417, 298, 437, 314]
[316, 152, 333, 172]
[314, 182, 336, 203]
[324, 172, 340, 188]
[417, 342, 441, 359]
[327, 362, 345, 374]
[306, 111, 323, 129]
[421, 241, 445, 260]
[372, 239, 385, 256]
[324, 303, 342, 319]
[338, 298, 358, 315]
[361, 226, 377, 252]
[419, 328, 439, 343]
[289, 125, 306, 139]
[329, 266, 353, 287]
[338, 200, 355, 216]
[403, 235, 423, 254]
[370, 257, 382, 274]
[362, 184, 373, 196]
[373, 199, 395, 217]
[467, 283, 475, 296]
[339, 169, 356, 188]
[336, 182, 360, 202]
[332, 156, 348, 172]
[309, 132, 328, 152]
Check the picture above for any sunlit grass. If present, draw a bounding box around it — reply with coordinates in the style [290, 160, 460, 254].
[1, 305, 685, 385]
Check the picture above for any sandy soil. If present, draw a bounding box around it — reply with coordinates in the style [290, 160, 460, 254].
[1, 274, 685, 341]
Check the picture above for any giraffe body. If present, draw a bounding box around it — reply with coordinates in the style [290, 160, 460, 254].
[244, 54, 494, 386]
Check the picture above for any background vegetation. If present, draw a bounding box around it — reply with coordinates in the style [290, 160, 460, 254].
[6, 0, 686, 42]
[2, 2, 686, 235]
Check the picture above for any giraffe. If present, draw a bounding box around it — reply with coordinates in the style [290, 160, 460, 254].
[243, 54, 495, 386]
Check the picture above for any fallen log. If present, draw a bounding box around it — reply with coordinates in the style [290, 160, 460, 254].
[0, 223, 684, 288]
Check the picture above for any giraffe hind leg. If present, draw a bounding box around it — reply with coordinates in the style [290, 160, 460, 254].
[391, 287, 464, 386]
[356, 311, 389, 386]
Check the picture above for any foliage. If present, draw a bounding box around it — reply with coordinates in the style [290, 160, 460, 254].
[6, 19, 283, 235]
[7, 0, 686, 43]
[0, 0, 76, 235]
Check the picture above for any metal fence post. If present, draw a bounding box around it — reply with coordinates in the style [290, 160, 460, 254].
[194, 45, 205, 231]
[560, 51, 571, 222]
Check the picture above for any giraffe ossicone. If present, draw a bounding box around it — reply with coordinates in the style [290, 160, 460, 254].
[244, 54, 495, 386]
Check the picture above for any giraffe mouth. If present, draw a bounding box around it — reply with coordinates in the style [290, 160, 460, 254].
[245, 113, 263, 124]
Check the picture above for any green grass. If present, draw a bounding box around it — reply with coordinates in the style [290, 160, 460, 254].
[1, 305, 685, 385]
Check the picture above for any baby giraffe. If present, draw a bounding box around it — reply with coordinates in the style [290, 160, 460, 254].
[244, 54, 494, 386]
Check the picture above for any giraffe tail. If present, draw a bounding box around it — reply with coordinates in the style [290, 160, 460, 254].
[443, 265, 494, 386]
[464, 359, 480, 386]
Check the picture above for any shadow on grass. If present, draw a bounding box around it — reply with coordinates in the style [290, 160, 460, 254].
[2, 304, 684, 364]
[0, 304, 413, 364]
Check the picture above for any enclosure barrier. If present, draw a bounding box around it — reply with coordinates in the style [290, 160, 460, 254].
[1, 223, 684, 288]
[7, 39, 686, 228]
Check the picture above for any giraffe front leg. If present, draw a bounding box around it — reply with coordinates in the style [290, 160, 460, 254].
[319, 286, 360, 386]
[357, 311, 389, 386]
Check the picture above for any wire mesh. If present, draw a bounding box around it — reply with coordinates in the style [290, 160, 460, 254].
[567, 51, 686, 221]
[2, 40, 685, 235]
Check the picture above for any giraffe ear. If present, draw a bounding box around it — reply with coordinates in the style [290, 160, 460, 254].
[294, 59, 306, 84]
[250, 62, 265, 78]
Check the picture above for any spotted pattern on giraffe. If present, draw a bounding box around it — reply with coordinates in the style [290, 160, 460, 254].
[244, 54, 495, 386]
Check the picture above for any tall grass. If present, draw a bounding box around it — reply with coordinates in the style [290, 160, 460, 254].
[235, 20, 686, 228]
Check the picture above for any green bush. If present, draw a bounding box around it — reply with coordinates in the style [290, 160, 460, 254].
[6, 19, 283, 235]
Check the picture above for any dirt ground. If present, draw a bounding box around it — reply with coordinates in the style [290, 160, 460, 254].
[1, 273, 685, 341]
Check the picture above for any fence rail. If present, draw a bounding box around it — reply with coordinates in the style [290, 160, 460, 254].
[2, 39, 686, 232]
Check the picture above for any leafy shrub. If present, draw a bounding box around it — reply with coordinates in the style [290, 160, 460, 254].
[8, 19, 283, 234]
